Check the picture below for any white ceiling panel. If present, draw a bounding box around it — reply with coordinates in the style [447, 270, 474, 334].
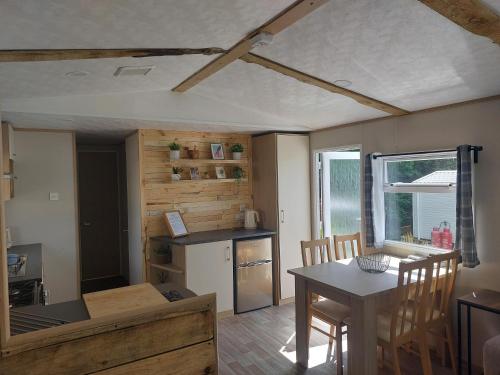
[191, 60, 388, 128]
[0, 0, 499, 136]
[0, 0, 295, 100]
[0, 56, 214, 99]
[254, 0, 500, 111]
[2, 111, 297, 144]
[0, 0, 294, 49]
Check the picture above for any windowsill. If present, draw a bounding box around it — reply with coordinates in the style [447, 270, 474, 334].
[383, 240, 453, 257]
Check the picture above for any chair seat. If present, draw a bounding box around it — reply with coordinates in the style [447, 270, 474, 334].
[311, 298, 350, 323]
[377, 312, 413, 343]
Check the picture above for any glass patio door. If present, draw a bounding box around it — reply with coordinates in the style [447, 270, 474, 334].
[319, 150, 361, 239]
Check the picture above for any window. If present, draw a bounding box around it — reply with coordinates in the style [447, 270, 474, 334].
[382, 152, 457, 251]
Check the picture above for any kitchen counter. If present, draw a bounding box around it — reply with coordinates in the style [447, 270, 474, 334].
[9, 283, 196, 335]
[150, 228, 275, 246]
[8, 243, 43, 283]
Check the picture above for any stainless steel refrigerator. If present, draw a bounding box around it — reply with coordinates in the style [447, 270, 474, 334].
[234, 237, 273, 313]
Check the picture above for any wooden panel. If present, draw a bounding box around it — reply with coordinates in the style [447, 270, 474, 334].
[93, 341, 216, 375]
[0, 295, 216, 375]
[418, 0, 500, 45]
[141, 130, 253, 281]
[240, 53, 409, 116]
[0, 48, 226, 62]
[83, 283, 168, 319]
[172, 0, 329, 92]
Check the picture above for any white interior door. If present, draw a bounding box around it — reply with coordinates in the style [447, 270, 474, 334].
[277, 134, 311, 300]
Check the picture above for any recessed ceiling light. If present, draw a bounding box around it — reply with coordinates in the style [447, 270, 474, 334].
[114, 65, 155, 77]
[65, 70, 89, 77]
[333, 79, 352, 88]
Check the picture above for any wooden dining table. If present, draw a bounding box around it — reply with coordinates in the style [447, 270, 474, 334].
[288, 255, 406, 375]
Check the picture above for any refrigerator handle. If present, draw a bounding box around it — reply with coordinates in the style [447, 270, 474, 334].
[225, 246, 231, 262]
[280, 210, 285, 224]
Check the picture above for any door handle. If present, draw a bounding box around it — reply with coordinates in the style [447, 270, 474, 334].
[280, 210, 285, 224]
[225, 246, 231, 262]
[81, 222, 92, 227]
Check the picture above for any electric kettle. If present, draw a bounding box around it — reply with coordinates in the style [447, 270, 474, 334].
[244, 209, 260, 229]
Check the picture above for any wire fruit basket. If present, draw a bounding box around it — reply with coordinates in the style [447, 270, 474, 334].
[355, 253, 391, 273]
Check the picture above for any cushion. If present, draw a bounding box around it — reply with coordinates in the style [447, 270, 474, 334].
[484, 335, 500, 375]
[311, 298, 350, 322]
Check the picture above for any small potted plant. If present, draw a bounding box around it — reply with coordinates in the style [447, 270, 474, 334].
[172, 167, 183, 181]
[168, 142, 181, 160]
[233, 166, 244, 180]
[230, 143, 244, 160]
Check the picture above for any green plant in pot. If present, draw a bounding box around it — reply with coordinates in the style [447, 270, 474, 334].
[230, 143, 244, 160]
[168, 142, 181, 160]
[233, 166, 244, 181]
[172, 166, 183, 181]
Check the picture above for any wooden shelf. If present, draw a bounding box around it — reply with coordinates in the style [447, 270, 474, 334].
[169, 159, 247, 165]
[150, 263, 184, 274]
[145, 178, 248, 188]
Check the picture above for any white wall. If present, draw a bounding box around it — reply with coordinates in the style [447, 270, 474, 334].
[310, 97, 500, 367]
[5, 130, 78, 304]
[125, 132, 143, 284]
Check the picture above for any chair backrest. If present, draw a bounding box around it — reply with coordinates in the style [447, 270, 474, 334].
[426, 250, 460, 322]
[390, 257, 434, 342]
[333, 232, 362, 260]
[300, 238, 333, 267]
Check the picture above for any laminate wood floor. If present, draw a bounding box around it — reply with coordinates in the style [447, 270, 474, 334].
[218, 303, 459, 374]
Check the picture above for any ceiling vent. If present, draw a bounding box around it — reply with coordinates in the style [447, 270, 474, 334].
[114, 65, 155, 77]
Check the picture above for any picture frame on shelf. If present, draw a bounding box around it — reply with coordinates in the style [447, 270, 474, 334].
[190, 167, 201, 180]
[215, 166, 226, 179]
[211, 143, 225, 160]
[164, 210, 189, 238]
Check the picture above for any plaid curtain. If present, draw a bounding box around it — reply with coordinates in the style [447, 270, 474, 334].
[456, 145, 479, 267]
[364, 153, 375, 247]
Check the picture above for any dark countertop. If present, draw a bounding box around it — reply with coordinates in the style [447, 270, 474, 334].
[150, 228, 275, 246]
[10, 282, 196, 334]
[12, 299, 90, 323]
[8, 243, 43, 283]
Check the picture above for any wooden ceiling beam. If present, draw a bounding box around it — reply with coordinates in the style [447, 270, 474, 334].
[172, 0, 329, 92]
[240, 53, 409, 116]
[418, 0, 500, 44]
[0, 48, 226, 62]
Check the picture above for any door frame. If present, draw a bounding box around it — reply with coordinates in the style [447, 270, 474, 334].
[311, 144, 362, 240]
[76, 145, 128, 283]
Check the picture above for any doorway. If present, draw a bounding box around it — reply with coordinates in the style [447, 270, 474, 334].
[315, 148, 362, 239]
[77, 145, 129, 294]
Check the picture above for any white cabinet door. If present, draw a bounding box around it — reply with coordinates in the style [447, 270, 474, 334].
[185, 240, 233, 313]
[277, 134, 311, 300]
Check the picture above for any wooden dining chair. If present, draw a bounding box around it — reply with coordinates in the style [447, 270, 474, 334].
[377, 257, 434, 375]
[424, 250, 460, 373]
[332, 232, 362, 260]
[300, 238, 350, 375]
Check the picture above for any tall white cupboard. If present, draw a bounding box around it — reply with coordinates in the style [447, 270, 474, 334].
[252, 133, 311, 301]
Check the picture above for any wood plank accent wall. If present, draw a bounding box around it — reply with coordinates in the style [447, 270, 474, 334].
[140, 129, 253, 239]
